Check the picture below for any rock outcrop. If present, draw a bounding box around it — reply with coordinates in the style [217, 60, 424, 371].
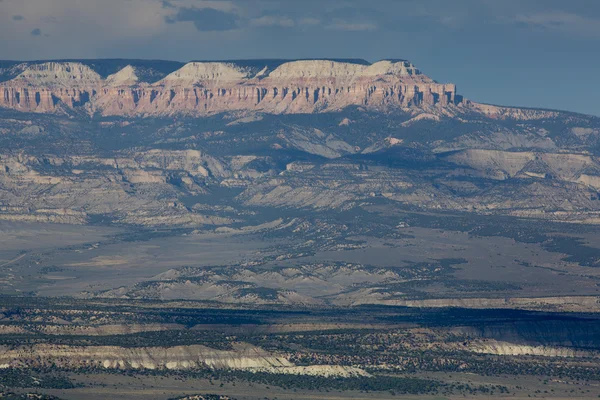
[0, 59, 461, 116]
[466, 340, 597, 358]
[350, 296, 600, 312]
[0, 343, 291, 371]
[0, 342, 369, 377]
[0, 150, 234, 226]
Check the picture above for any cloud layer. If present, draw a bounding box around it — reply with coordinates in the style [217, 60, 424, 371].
[165, 7, 239, 31]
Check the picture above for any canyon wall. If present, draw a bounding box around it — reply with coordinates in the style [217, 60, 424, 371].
[0, 60, 461, 116]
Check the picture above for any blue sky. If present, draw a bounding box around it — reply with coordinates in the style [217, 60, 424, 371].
[1, 0, 598, 116]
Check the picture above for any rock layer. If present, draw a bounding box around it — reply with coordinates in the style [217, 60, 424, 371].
[0, 342, 369, 377]
[0, 343, 292, 370]
[0, 59, 460, 116]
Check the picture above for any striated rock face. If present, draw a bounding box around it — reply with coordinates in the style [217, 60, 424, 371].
[351, 296, 600, 312]
[11, 62, 103, 87]
[0, 343, 292, 371]
[0, 342, 369, 377]
[0, 150, 234, 226]
[0, 59, 461, 116]
[466, 340, 597, 358]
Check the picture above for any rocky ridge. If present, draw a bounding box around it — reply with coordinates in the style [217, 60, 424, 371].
[0, 342, 368, 377]
[3, 144, 600, 225]
[350, 296, 600, 312]
[0, 59, 461, 116]
[1, 59, 598, 226]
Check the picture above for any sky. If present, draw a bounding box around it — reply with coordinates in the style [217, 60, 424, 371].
[0, 0, 599, 116]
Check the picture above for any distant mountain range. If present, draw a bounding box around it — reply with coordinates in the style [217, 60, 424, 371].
[0, 58, 599, 227]
[0, 58, 485, 116]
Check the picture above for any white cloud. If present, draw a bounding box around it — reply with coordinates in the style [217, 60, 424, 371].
[249, 15, 295, 28]
[0, 0, 184, 59]
[298, 17, 321, 26]
[327, 19, 378, 31]
[513, 11, 600, 37]
[165, 0, 238, 13]
[0, 0, 167, 39]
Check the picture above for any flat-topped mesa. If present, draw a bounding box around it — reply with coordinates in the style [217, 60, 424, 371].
[362, 60, 422, 77]
[12, 62, 103, 87]
[1, 62, 102, 112]
[0, 59, 462, 115]
[268, 60, 366, 79]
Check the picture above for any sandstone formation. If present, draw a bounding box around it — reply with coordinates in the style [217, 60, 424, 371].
[0, 343, 291, 370]
[0, 150, 233, 226]
[0, 59, 461, 116]
[0, 60, 599, 242]
[0, 342, 369, 377]
[349, 296, 600, 312]
[466, 340, 597, 358]
[3, 143, 600, 226]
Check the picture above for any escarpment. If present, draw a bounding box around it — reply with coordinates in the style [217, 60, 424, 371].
[0, 342, 369, 377]
[0, 343, 292, 371]
[0, 59, 462, 116]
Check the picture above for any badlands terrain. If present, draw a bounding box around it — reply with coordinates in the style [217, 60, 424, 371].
[1, 58, 600, 398]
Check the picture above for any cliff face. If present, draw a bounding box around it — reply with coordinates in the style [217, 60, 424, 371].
[0, 342, 369, 377]
[0, 59, 460, 116]
[0, 343, 292, 371]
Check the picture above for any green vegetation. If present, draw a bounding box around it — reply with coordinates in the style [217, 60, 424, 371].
[211, 372, 442, 394]
[0, 392, 64, 400]
[0, 369, 78, 389]
[0, 297, 599, 395]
